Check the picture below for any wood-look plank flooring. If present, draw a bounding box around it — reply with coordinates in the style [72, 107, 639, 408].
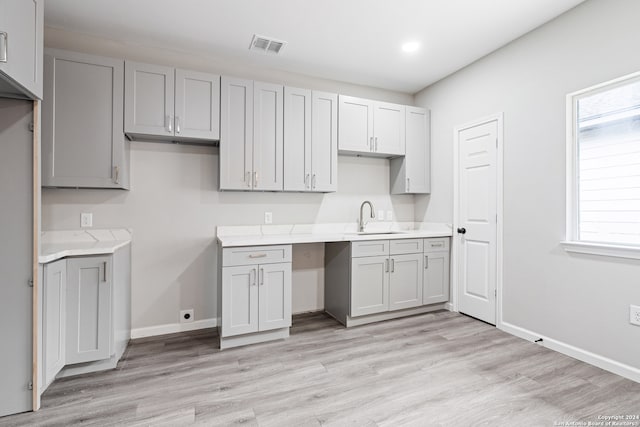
[2, 311, 639, 426]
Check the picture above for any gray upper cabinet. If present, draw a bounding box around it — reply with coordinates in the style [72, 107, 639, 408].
[391, 107, 430, 194]
[283, 87, 338, 192]
[219, 77, 283, 191]
[66, 256, 112, 365]
[338, 95, 405, 157]
[0, 0, 43, 99]
[42, 49, 129, 189]
[124, 61, 220, 143]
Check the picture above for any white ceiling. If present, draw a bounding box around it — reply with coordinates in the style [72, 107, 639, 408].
[43, 0, 586, 94]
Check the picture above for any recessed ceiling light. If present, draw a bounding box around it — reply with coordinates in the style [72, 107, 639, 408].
[402, 41, 420, 53]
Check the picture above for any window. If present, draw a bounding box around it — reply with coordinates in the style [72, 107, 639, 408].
[565, 72, 640, 257]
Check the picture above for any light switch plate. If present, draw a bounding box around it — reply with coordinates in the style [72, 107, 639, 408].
[80, 213, 93, 228]
[630, 305, 640, 326]
[264, 212, 273, 224]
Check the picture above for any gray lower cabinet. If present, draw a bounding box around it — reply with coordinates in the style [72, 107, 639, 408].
[326, 237, 449, 327]
[38, 244, 131, 395]
[43, 259, 66, 388]
[66, 256, 112, 364]
[0, 0, 43, 99]
[219, 245, 292, 349]
[124, 61, 220, 143]
[423, 239, 451, 305]
[42, 49, 129, 189]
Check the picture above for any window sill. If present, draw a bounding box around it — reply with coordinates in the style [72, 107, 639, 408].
[561, 241, 640, 260]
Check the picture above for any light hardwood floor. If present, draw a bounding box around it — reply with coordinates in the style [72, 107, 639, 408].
[3, 311, 639, 426]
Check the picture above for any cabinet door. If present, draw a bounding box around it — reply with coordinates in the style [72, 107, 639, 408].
[124, 61, 175, 137]
[389, 253, 423, 311]
[423, 251, 450, 305]
[66, 256, 112, 364]
[351, 255, 389, 317]
[253, 82, 284, 191]
[220, 76, 253, 190]
[42, 49, 127, 189]
[338, 95, 373, 153]
[175, 69, 220, 141]
[0, 99, 33, 417]
[43, 259, 66, 387]
[283, 86, 311, 191]
[311, 91, 338, 192]
[405, 107, 430, 193]
[373, 102, 405, 156]
[258, 262, 292, 331]
[221, 265, 259, 337]
[0, 0, 43, 99]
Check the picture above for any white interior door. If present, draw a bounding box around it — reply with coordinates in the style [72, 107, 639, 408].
[456, 118, 498, 324]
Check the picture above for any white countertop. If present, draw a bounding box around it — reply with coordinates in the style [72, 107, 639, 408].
[40, 229, 132, 264]
[217, 222, 452, 248]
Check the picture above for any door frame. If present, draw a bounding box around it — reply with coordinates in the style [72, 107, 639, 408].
[451, 113, 504, 327]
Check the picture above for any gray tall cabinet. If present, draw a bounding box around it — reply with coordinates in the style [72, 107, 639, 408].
[0, 98, 34, 417]
[42, 49, 129, 189]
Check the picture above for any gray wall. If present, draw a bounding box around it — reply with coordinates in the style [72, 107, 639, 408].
[415, 0, 640, 369]
[41, 28, 415, 330]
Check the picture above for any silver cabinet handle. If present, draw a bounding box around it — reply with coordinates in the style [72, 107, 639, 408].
[251, 268, 256, 286]
[425, 255, 429, 269]
[391, 258, 395, 273]
[305, 173, 310, 189]
[369, 136, 373, 152]
[431, 242, 444, 248]
[384, 258, 389, 272]
[246, 171, 251, 188]
[0, 32, 7, 63]
[103, 261, 107, 282]
[113, 166, 120, 184]
[249, 253, 267, 258]
[375, 137, 378, 152]
[175, 116, 181, 134]
[259, 267, 264, 286]
[166, 115, 173, 133]
[254, 171, 258, 188]
[312, 174, 316, 190]
[407, 178, 410, 192]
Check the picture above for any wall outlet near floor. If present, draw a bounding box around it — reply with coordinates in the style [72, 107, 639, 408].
[180, 309, 194, 323]
[264, 212, 273, 224]
[630, 305, 640, 326]
[80, 212, 93, 228]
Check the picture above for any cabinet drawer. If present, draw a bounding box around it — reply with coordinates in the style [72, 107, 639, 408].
[351, 240, 389, 258]
[222, 245, 292, 266]
[389, 239, 423, 255]
[424, 238, 450, 252]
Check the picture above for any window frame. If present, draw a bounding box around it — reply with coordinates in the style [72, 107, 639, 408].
[563, 71, 640, 260]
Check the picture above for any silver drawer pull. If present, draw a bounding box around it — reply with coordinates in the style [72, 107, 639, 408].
[249, 253, 268, 258]
[0, 32, 7, 63]
[431, 243, 444, 247]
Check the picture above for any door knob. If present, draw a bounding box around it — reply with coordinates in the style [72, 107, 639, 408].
[457, 227, 467, 234]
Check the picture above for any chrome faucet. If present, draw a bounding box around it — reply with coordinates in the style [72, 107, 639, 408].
[359, 200, 375, 232]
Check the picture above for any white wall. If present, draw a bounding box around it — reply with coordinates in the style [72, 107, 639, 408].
[415, 0, 640, 370]
[41, 28, 414, 330]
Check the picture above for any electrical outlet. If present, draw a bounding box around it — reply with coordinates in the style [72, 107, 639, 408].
[630, 305, 640, 326]
[377, 210, 384, 221]
[80, 213, 93, 228]
[264, 212, 273, 224]
[386, 210, 393, 221]
[180, 309, 194, 323]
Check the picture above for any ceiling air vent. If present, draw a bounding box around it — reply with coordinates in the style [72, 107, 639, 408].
[249, 34, 287, 55]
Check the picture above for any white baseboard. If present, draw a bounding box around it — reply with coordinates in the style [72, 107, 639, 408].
[499, 321, 640, 384]
[131, 318, 217, 339]
[444, 302, 454, 311]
